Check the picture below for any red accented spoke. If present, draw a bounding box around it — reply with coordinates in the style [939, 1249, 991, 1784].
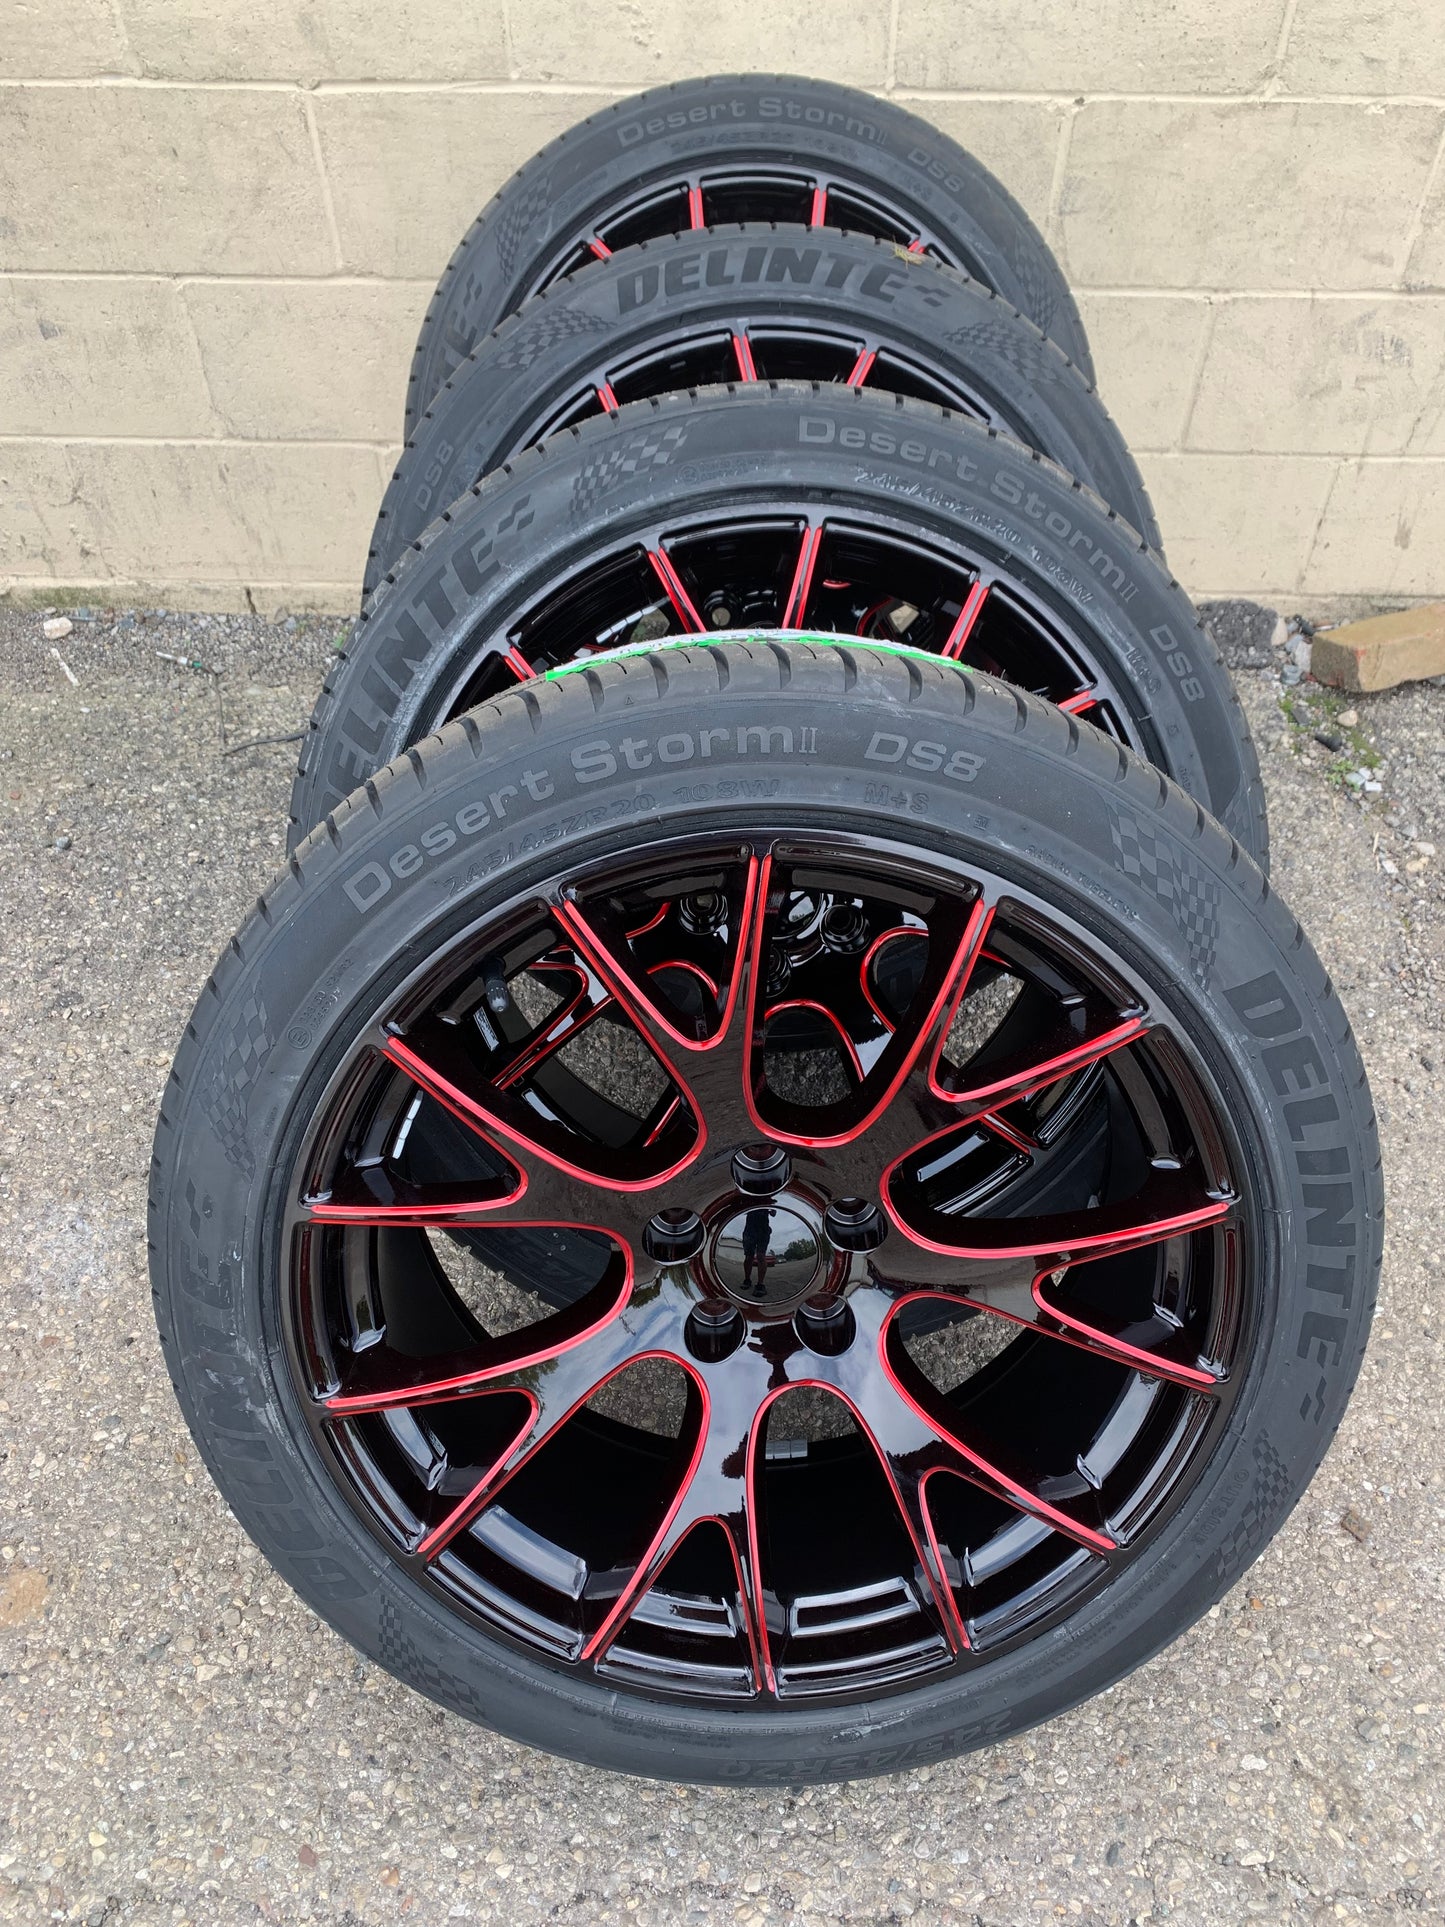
[768, 1370, 970, 1652]
[976, 1109, 1039, 1156]
[648, 548, 705, 633]
[930, 1010, 1148, 1113]
[411, 1317, 677, 1560]
[643, 1092, 683, 1146]
[882, 1338, 1118, 1554]
[587, 235, 612, 260]
[649, 957, 721, 1000]
[755, 897, 994, 1152]
[845, 347, 877, 387]
[627, 901, 670, 939]
[505, 646, 536, 681]
[876, 1173, 1232, 1391]
[688, 184, 705, 230]
[307, 1187, 526, 1228]
[497, 975, 605, 1090]
[941, 580, 989, 659]
[382, 1031, 700, 1199]
[596, 380, 620, 413]
[781, 526, 823, 628]
[808, 184, 827, 227]
[858, 924, 923, 1031]
[582, 1371, 771, 1686]
[324, 1252, 636, 1421]
[556, 854, 768, 1062]
[1058, 689, 1099, 716]
[732, 332, 758, 382]
[764, 999, 864, 1080]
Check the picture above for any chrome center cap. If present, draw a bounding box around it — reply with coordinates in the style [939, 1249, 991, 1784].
[711, 1203, 821, 1309]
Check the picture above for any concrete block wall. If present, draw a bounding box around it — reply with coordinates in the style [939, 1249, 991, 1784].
[2, 1, 1444, 613]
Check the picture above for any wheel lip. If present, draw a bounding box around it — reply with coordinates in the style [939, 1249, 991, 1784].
[267, 810, 1262, 1712]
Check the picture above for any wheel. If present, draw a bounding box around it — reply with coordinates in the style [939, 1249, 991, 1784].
[151, 639, 1380, 1783]
[406, 73, 1092, 435]
[290, 384, 1266, 868]
[369, 224, 1153, 606]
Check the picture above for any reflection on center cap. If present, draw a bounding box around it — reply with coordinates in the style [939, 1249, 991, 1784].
[712, 1205, 821, 1307]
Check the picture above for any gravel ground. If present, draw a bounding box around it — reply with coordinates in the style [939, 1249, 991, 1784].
[0, 601, 1441, 1927]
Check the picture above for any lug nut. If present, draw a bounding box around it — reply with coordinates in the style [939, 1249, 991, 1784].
[732, 1143, 791, 1196]
[644, 1207, 705, 1262]
[796, 1294, 856, 1355]
[679, 890, 727, 935]
[685, 1299, 745, 1362]
[824, 1197, 886, 1251]
[820, 901, 869, 955]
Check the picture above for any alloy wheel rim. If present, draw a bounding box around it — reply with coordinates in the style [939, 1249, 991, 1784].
[282, 830, 1251, 1705]
[526, 170, 951, 301]
[404, 512, 1140, 755]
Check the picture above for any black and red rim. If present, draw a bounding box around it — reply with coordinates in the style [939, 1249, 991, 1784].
[404, 513, 1136, 753]
[511, 315, 999, 449]
[282, 830, 1252, 1706]
[531, 172, 946, 305]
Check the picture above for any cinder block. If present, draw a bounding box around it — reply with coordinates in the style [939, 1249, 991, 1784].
[510, 2, 887, 86]
[1304, 459, 1445, 597]
[1073, 295, 1210, 449]
[1284, 0, 1445, 96]
[120, 0, 507, 83]
[1405, 160, 1445, 289]
[182, 281, 429, 441]
[1061, 102, 1443, 291]
[893, 98, 1066, 234]
[0, 277, 216, 436]
[0, 440, 383, 586]
[896, 0, 1286, 92]
[0, 85, 333, 273]
[0, 0, 133, 76]
[1311, 602, 1445, 689]
[313, 90, 614, 279]
[1189, 297, 1445, 455]
[1137, 452, 1336, 597]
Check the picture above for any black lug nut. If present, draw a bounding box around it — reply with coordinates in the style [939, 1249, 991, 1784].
[824, 1197, 886, 1251]
[644, 1207, 705, 1262]
[732, 1143, 791, 1196]
[685, 1299, 744, 1362]
[796, 1294, 856, 1356]
[679, 890, 726, 935]
[820, 901, 869, 955]
[765, 944, 792, 996]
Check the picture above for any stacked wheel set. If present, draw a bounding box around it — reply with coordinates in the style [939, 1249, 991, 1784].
[152, 78, 1381, 1783]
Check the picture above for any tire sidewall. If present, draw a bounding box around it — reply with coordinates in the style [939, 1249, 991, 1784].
[301, 386, 1260, 862]
[378, 227, 1151, 599]
[410, 74, 1091, 424]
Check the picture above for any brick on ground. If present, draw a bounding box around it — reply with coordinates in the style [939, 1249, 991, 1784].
[1311, 603, 1445, 692]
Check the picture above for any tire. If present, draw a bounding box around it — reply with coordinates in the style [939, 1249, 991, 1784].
[369, 224, 1155, 606]
[290, 384, 1266, 869]
[406, 73, 1093, 435]
[151, 638, 1380, 1783]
